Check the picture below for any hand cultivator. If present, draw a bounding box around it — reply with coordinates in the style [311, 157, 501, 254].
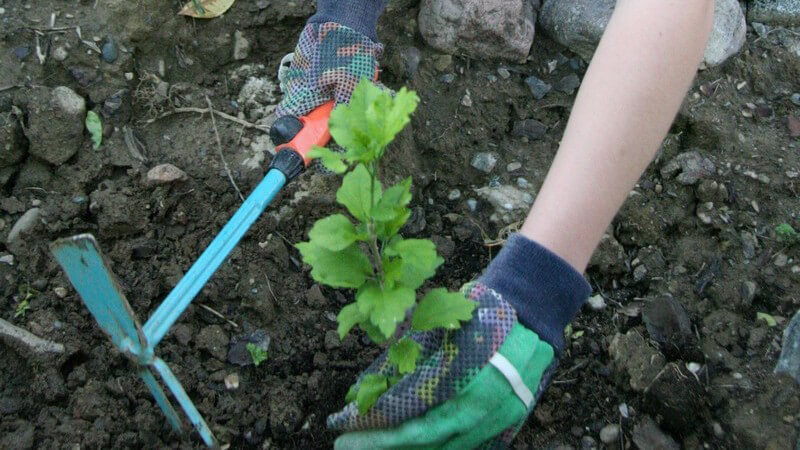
[49, 102, 334, 447]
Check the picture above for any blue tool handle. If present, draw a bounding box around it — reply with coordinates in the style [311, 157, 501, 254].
[143, 169, 287, 347]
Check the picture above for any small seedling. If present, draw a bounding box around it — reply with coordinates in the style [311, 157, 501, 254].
[297, 80, 476, 414]
[246, 343, 268, 367]
[14, 285, 37, 318]
[85, 111, 102, 150]
[776, 223, 799, 245]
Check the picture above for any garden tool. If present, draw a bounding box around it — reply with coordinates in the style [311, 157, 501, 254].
[49, 101, 334, 448]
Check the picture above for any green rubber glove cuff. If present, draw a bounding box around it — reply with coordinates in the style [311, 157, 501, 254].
[334, 323, 555, 450]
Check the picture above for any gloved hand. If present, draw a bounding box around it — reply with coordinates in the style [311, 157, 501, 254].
[275, 21, 383, 120]
[328, 234, 592, 449]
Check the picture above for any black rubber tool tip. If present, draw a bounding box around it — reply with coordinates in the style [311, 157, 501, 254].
[270, 116, 304, 146]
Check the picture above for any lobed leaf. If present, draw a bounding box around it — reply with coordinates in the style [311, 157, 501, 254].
[336, 163, 381, 222]
[356, 282, 416, 338]
[308, 214, 363, 251]
[388, 337, 422, 375]
[372, 177, 412, 222]
[386, 238, 443, 289]
[308, 146, 348, 174]
[411, 288, 476, 331]
[337, 303, 367, 339]
[355, 374, 388, 415]
[296, 242, 372, 288]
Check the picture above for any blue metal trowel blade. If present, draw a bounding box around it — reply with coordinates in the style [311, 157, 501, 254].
[143, 168, 287, 347]
[49, 234, 146, 356]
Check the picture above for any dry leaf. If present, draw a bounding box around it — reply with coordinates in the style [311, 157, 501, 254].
[178, 0, 235, 18]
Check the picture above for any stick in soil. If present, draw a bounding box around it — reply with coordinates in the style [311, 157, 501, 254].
[198, 304, 238, 328]
[205, 95, 245, 203]
[0, 317, 65, 355]
[142, 106, 269, 132]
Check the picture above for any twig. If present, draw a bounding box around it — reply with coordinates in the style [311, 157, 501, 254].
[0, 318, 65, 355]
[205, 95, 245, 202]
[0, 85, 22, 93]
[142, 106, 269, 132]
[198, 304, 238, 328]
[264, 274, 278, 304]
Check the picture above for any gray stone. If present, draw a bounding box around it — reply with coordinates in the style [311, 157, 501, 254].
[608, 330, 666, 392]
[471, 152, 498, 173]
[791, 93, 800, 107]
[587, 294, 606, 310]
[0, 116, 25, 169]
[539, 0, 745, 67]
[525, 75, 552, 99]
[146, 163, 188, 184]
[227, 329, 270, 366]
[6, 208, 41, 249]
[642, 295, 693, 353]
[555, 73, 581, 94]
[233, 30, 250, 60]
[52, 46, 68, 61]
[102, 36, 118, 63]
[497, 67, 511, 79]
[589, 233, 626, 274]
[25, 86, 86, 165]
[419, 0, 536, 62]
[632, 416, 679, 450]
[512, 119, 547, 140]
[506, 162, 522, 172]
[447, 189, 461, 200]
[775, 310, 800, 384]
[475, 184, 534, 222]
[660, 150, 715, 185]
[749, 0, 800, 26]
[466, 198, 478, 211]
[599, 424, 620, 444]
[739, 280, 757, 308]
[400, 46, 421, 77]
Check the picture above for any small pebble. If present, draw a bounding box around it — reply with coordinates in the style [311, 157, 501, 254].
[124, 72, 134, 81]
[599, 424, 620, 444]
[466, 198, 478, 211]
[0, 255, 14, 265]
[774, 253, 788, 267]
[791, 93, 800, 107]
[101, 36, 118, 63]
[471, 152, 498, 173]
[447, 189, 461, 200]
[497, 67, 511, 79]
[54, 287, 68, 298]
[516, 177, 529, 188]
[31, 199, 42, 207]
[461, 90, 473, 107]
[506, 162, 522, 172]
[587, 294, 606, 310]
[224, 373, 240, 390]
[525, 75, 552, 100]
[13, 46, 30, 60]
[440, 73, 455, 84]
[52, 46, 68, 61]
[712, 422, 724, 438]
[0, 7, 5, 14]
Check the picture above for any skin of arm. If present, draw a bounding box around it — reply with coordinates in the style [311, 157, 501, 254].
[521, 0, 716, 272]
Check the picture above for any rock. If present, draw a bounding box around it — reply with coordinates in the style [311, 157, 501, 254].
[419, 0, 536, 62]
[466, 198, 478, 211]
[0, 115, 25, 169]
[539, 0, 745, 67]
[431, 235, 455, 259]
[588, 233, 626, 274]
[642, 295, 693, 355]
[227, 329, 270, 366]
[748, 0, 800, 26]
[471, 152, 498, 173]
[497, 67, 511, 79]
[775, 310, 800, 384]
[101, 35, 118, 63]
[461, 90, 473, 107]
[632, 416, 679, 450]
[146, 163, 188, 184]
[506, 162, 522, 172]
[475, 184, 534, 220]
[400, 46, 421, 77]
[512, 119, 547, 140]
[224, 373, 239, 390]
[102, 89, 129, 118]
[25, 86, 86, 165]
[233, 30, 250, 60]
[579, 436, 598, 450]
[555, 73, 581, 94]
[196, 325, 229, 361]
[403, 206, 427, 234]
[599, 424, 620, 444]
[704, 0, 747, 66]
[587, 294, 606, 310]
[608, 330, 666, 392]
[431, 54, 453, 72]
[789, 116, 800, 138]
[52, 46, 68, 61]
[6, 208, 41, 251]
[739, 280, 757, 308]
[324, 330, 340, 350]
[0, 255, 13, 265]
[525, 75, 552, 99]
[53, 287, 68, 298]
[791, 93, 800, 107]
[447, 189, 461, 200]
[13, 47, 31, 60]
[660, 150, 715, 185]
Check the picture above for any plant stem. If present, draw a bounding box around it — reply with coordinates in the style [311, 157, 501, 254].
[366, 162, 385, 287]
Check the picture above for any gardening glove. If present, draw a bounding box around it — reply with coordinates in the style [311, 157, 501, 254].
[275, 0, 388, 119]
[328, 234, 592, 449]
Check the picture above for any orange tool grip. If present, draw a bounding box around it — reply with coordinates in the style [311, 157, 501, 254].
[275, 101, 335, 167]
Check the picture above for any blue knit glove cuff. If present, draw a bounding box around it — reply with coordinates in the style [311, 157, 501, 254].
[308, 0, 389, 42]
[478, 234, 591, 355]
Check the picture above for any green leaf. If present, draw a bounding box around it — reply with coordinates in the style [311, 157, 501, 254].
[345, 383, 358, 403]
[337, 303, 367, 339]
[776, 223, 799, 244]
[246, 343, 268, 367]
[373, 177, 412, 221]
[308, 146, 348, 174]
[388, 337, 422, 375]
[328, 80, 419, 165]
[296, 242, 372, 288]
[308, 214, 363, 251]
[359, 320, 388, 344]
[411, 288, 476, 331]
[356, 282, 416, 338]
[375, 209, 411, 240]
[85, 111, 102, 149]
[355, 374, 389, 415]
[756, 312, 777, 327]
[336, 164, 381, 222]
[386, 238, 443, 289]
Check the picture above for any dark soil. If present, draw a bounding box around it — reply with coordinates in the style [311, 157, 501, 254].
[1, 1, 799, 449]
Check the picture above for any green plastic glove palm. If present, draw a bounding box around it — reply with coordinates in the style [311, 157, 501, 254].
[328, 283, 558, 449]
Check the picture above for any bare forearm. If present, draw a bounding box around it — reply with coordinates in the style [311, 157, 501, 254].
[521, 0, 715, 271]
